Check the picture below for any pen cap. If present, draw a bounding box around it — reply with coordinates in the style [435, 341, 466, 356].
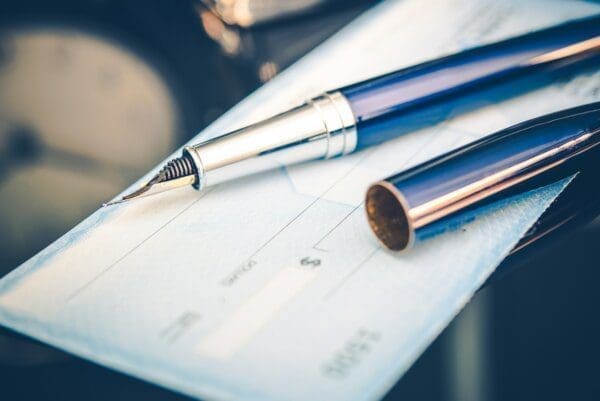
[365, 102, 600, 251]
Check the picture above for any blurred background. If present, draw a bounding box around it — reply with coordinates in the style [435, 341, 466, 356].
[0, 0, 598, 400]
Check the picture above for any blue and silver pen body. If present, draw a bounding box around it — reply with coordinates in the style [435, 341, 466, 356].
[342, 15, 600, 149]
[185, 14, 599, 190]
[107, 15, 600, 205]
[365, 102, 600, 251]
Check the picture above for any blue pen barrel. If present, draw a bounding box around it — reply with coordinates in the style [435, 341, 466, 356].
[340, 15, 600, 149]
[365, 102, 600, 251]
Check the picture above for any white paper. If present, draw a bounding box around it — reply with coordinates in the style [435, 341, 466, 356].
[0, 1, 598, 400]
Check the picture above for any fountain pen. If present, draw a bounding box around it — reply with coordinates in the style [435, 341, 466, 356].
[105, 15, 600, 206]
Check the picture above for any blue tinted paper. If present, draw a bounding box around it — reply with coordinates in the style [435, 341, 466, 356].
[0, 1, 599, 400]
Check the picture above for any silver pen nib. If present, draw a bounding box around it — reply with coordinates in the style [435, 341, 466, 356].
[103, 155, 197, 207]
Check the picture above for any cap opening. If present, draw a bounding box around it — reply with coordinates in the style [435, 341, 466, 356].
[365, 182, 412, 251]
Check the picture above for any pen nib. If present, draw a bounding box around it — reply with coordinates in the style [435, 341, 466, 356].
[102, 155, 197, 207]
[102, 172, 164, 207]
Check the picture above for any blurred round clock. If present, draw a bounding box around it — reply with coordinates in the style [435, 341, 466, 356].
[0, 27, 180, 273]
[0, 0, 253, 278]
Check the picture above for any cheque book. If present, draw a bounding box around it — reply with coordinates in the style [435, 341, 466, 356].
[365, 102, 600, 251]
[105, 14, 600, 206]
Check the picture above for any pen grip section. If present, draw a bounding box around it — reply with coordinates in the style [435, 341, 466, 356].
[184, 92, 356, 189]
